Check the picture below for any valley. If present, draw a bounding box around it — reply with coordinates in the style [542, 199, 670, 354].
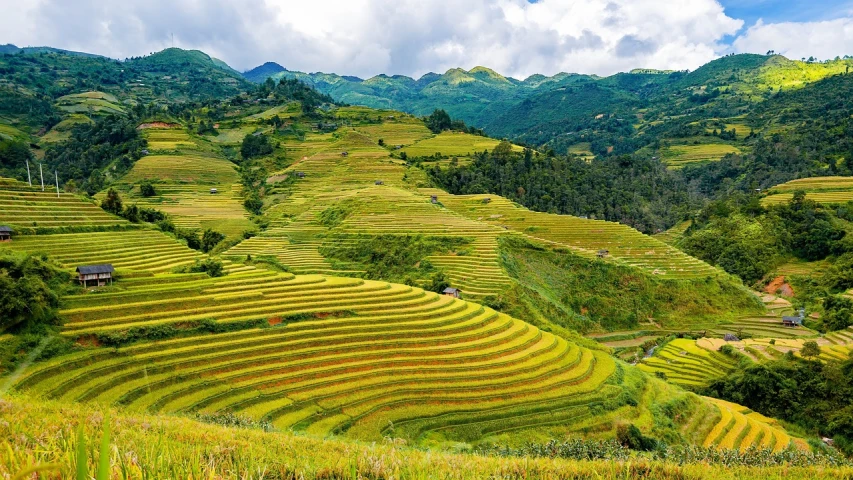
[2, 44, 853, 478]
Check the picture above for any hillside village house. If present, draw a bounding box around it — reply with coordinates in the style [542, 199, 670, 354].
[0, 226, 12, 242]
[782, 308, 806, 327]
[76, 264, 115, 287]
[443, 287, 460, 298]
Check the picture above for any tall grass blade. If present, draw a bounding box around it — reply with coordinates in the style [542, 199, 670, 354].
[76, 424, 88, 480]
[97, 411, 111, 480]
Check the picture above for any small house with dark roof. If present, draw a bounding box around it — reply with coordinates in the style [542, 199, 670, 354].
[294, 171, 306, 179]
[430, 195, 438, 204]
[482, 197, 491, 204]
[341, 151, 349, 157]
[76, 264, 115, 287]
[443, 287, 460, 298]
[375, 180, 384, 185]
[0, 226, 12, 242]
[210, 188, 218, 194]
[782, 308, 805, 327]
[597, 249, 609, 258]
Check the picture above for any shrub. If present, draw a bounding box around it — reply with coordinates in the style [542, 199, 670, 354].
[801, 340, 821, 358]
[616, 424, 659, 451]
[0, 251, 72, 331]
[241, 133, 274, 159]
[100, 188, 123, 214]
[175, 258, 225, 277]
[200, 229, 226, 253]
[139, 181, 156, 197]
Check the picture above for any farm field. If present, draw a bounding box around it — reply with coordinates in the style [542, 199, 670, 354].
[763, 176, 853, 205]
[661, 143, 741, 168]
[14, 270, 629, 442]
[142, 127, 198, 151]
[354, 121, 433, 146]
[1, 396, 841, 480]
[106, 152, 253, 236]
[401, 131, 523, 158]
[640, 324, 852, 389]
[425, 189, 722, 280]
[0, 177, 130, 232]
[55, 91, 125, 116]
[11, 263, 799, 451]
[3, 230, 212, 274]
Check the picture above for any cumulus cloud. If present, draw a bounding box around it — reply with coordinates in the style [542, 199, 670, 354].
[0, 0, 752, 78]
[732, 17, 853, 60]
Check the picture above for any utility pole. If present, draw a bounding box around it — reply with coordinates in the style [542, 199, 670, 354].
[55, 170, 60, 198]
[39, 164, 44, 191]
[26, 160, 31, 186]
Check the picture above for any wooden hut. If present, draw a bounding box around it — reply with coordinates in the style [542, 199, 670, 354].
[210, 188, 218, 194]
[597, 249, 609, 258]
[0, 226, 12, 242]
[375, 180, 384, 185]
[76, 264, 115, 287]
[341, 151, 349, 157]
[482, 197, 491, 204]
[443, 287, 460, 298]
[430, 195, 438, 204]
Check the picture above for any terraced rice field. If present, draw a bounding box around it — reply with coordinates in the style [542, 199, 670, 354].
[709, 316, 817, 339]
[662, 144, 741, 169]
[14, 271, 627, 443]
[225, 235, 340, 274]
[427, 190, 722, 280]
[143, 128, 198, 151]
[763, 176, 853, 205]
[109, 154, 252, 235]
[401, 131, 522, 158]
[0, 178, 129, 231]
[638, 339, 737, 387]
[3, 230, 208, 274]
[702, 399, 796, 452]
[56, 91, 125, 115]
[354, 122, 433, 146]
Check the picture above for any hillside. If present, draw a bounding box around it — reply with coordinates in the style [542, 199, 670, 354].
[7, 46, 853, 473]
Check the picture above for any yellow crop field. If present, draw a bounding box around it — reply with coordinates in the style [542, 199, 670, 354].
[0, 177, 129, 231]
[763, 176, 853, 205]
[355, 121, 433, 146]
[402, 131, 523, 158]
[662, 143, 741, 168]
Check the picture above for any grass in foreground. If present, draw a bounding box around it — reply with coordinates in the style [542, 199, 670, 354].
[1, 394, 851, 480]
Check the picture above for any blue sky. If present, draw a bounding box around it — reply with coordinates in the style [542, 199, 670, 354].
[720, 0, 853, 24]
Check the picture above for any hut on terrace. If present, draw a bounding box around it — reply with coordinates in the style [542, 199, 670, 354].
[76, 264, 115, 288]
[341, 151, 349, 157]
[375, 180, 384, 185]
[597, 249, 609, 258]
[430, 195, 438, 204]
[443, 287, 460, 298]
[210, 188, 218, 194]
[782, 308, 805, 327]
[0, 226, 12, 242]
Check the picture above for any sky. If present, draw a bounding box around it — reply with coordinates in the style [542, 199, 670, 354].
[1, 0, 853, 80]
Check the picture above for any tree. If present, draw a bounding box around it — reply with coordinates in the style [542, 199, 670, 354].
[240, 134, 274, 159]
[425, 109, 452, 134]
[139, 181, 156, 197]
[200, 229, 226, 253]
[823, 295, 853, 332]
[0, 251, 71, 331]
[801, 340, 821, 359]
[101, 188, 123, 214]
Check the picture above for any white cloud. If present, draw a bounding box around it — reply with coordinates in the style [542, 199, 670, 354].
[0, 0, 749, 78]
[733, 17, 853, 60]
